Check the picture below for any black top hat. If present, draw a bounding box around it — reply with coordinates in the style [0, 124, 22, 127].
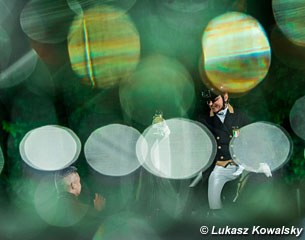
[201, 89, 219, 101]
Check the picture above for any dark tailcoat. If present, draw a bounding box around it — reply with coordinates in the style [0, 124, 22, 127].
[198, 104, 249, 162]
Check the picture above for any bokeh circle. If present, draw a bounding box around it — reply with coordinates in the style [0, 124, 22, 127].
[136, 118, 216, 179]
[19, 125, 81, 171]
[68, 5, 140, 88]
[290, 96, 305, 140]
[119, 55, 195, 126]
[230, 122, 292, 171]
[273, 0, 305, 46]
[84, 124, 142, 176]
[201, 12, 271, 94]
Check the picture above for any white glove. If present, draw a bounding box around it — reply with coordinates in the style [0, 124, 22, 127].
[152, 121, 170, 137]
[232, 163, 272, 178]
[233, 165, 245, 176]
[256, 163, 272, 177]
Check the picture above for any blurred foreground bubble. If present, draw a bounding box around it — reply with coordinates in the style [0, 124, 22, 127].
[119, 55, 195, 126]
[290, 96, 305, 140]
[0, 0, 18, 24]
[137, 118, 216, 179]
[84, 124, 142, 176]
[0, 26, 11, 70]
[68, 5, 140, 88]
[20, 125, 81, 171]
[25, 60, 55, 97]
[224, 181, 292, 223]
[93, 213, 161, 240]
[153, 178, 192, 220]
[0, 50, 38, 88]
[67, 0, 137, 15]
[34, 175, 88, 227]
[273, 0, 305, 46]
[201, 12, 271, 95]
[20, 0, 75, 43]
[0, 206, 47, 240]
[230, 122, 292, 172]
[0, 146, 4, 175]
[158, 0, 209, 13]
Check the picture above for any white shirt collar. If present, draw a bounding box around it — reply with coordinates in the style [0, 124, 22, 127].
[216, 107, 228, 116]
[216, 107, 228, 123]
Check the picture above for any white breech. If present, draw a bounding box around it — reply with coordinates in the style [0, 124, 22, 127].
[208, 165, 239, 209]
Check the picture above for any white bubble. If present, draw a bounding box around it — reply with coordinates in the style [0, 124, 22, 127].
[137, 118, 216, 179]
[85, 124, 142, 176]
[230, 122, 292, 171]
[19, 125, 81, 171]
